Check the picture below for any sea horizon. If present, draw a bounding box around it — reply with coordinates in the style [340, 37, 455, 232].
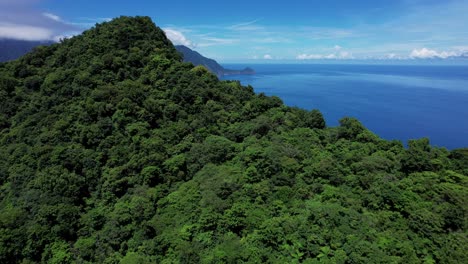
[221, 63, 468, 150]
[218, 60, 468, 66]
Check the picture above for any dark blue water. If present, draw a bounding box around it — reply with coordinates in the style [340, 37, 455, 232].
[221, 64, 468, 149]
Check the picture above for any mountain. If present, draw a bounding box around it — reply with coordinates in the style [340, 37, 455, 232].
[0, 16, 466, 263]
[0, 39, 53, 62]
[175, 45, 254, 77]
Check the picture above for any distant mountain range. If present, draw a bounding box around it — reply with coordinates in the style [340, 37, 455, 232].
[175, 45, 254, 77]
[0, 39, 53, 62]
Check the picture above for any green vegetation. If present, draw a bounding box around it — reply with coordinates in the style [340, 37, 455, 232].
[0, 16, 467, 263]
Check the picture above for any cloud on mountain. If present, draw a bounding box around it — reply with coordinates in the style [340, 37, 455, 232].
[163, 28, 194, 48]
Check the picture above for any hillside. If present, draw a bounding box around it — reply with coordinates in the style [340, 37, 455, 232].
[175, 45, 254, 77]
[0, 16, 466, 263]
[0, 39, 53, 62]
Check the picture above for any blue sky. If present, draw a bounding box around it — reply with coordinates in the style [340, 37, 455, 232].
[1, 0, 468, 62]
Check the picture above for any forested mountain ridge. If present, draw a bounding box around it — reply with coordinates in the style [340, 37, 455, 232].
[0, 39, 53, 62]
[0, 16, 466, 263]
[175, 45, 254, 77]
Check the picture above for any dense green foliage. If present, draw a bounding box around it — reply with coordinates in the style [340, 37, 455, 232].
[0, 16, 467, 263]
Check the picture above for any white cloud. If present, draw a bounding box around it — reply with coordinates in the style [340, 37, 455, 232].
[76, 17, 112, 22]
[338, 51, 353, 59]
[296, 54, 323, 60]
[296, 49, 354, 60]
[453, 46, 468, 52]
[43, 12, 61, 22]
[53, 32, 81, 42]
[70, 17, 112, 27]
[263, 54, 273, 60]
[228, 19, 263, 31]
[153, 0, 468, 61]
[163, 28, 194, 47]
[0, 1, 79, 41]
[410, 48, 457, 59]
[383, 53, 407, 60]
[386, 53, 397, 59]
[367, 53, 406, 60]
[0, 22, 53, 41]
[197, 37, 239, 47]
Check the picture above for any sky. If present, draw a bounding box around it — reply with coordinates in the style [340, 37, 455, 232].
[1, 0, 468, 62]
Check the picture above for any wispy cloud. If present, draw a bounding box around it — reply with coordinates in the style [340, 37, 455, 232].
[0, 1, 78, 41]
[453, 46, 468, 52]
[158, 1, 468, 61]
[228, 18, 264, 31]
[75, 17, 112, 22]
[298, 27, 356, 40]
[42, 12, 61, 22]
[347, 1, 468, 59]
[161, 22, 296, 58]
[197, 37, 239, 47]
[70, 17, 112, 27]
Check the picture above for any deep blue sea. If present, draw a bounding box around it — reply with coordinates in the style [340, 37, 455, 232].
[221, 64, 468, 149]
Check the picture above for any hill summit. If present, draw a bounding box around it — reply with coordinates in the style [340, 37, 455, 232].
[0, 16, 466, 263]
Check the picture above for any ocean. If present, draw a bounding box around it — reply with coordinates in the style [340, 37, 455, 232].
[221, 64, 468, 149]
